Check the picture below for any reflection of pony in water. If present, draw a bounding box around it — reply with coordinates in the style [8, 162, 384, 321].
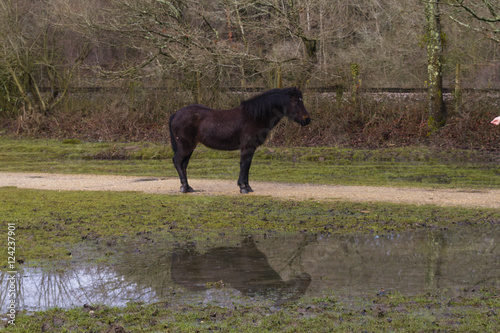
[169, 88, 311, 194]
[171, 236, 311, 304]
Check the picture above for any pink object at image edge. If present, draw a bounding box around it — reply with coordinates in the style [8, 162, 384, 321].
[491, 116, 500, 125]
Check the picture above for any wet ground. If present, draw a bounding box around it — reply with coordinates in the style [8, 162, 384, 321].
[2, 227, 498, 312]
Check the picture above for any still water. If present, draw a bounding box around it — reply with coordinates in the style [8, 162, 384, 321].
[1, 227, 498, 312]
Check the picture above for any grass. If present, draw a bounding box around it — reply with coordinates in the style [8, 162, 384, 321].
[0, 137, 499, 188]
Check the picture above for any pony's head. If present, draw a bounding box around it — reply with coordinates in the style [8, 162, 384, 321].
[282, 87, 311, 126]
[241, 87, 311, 126]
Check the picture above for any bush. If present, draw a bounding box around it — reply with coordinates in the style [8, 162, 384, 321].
[1, 89, 499, 151]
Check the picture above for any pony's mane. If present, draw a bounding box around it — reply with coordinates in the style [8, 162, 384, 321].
[241, 87, 302, 119]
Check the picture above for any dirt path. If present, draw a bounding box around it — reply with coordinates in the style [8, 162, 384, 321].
[1, 172, 499, 209]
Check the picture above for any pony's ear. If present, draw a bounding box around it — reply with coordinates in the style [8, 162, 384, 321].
[289, 87, 302, 97]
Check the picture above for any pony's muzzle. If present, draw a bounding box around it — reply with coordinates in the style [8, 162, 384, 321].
[300, 116, 311, 126]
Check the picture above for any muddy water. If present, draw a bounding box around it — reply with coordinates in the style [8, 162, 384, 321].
[1, 227, 499, 312]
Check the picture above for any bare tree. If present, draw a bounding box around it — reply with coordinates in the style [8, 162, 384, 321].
[0, 0, 91, 116]
[67, 0, 329, 94]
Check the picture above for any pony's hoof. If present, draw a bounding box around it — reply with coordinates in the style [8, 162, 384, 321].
[180, 185, 194, 193]
[239, 185, 253, 194]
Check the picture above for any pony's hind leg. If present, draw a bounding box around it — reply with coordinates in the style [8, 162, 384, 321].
[172, 146, 195, 193]
[170, 111, 197, 193]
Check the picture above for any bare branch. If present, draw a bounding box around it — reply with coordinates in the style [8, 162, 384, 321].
[447, 0, 500, 42]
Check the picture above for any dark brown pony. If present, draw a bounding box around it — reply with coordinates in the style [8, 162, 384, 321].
[169, 87, 311, 193]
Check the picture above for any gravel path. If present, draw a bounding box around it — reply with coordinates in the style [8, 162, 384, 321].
[1, 172, 499, 208]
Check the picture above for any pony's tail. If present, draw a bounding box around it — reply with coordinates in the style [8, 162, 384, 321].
[169, 113, 178, 153]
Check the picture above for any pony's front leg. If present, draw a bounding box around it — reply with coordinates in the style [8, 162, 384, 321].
[238, 148, 255, 194]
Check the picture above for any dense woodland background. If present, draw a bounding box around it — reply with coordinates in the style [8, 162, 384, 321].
[1, 0, 500, 150]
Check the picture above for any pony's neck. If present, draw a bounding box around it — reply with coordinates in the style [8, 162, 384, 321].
[255, 107, 284, 128]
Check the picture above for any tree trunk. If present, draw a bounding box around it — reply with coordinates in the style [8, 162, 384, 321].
[425, 0, 446, 132]
[454, 62, 462, 114]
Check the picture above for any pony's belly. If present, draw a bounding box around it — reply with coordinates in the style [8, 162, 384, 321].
[201, 140, 240, 151]
[198, 127, 242, 151]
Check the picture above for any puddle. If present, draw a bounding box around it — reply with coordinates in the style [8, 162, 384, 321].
[1, 227, 499, 312]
